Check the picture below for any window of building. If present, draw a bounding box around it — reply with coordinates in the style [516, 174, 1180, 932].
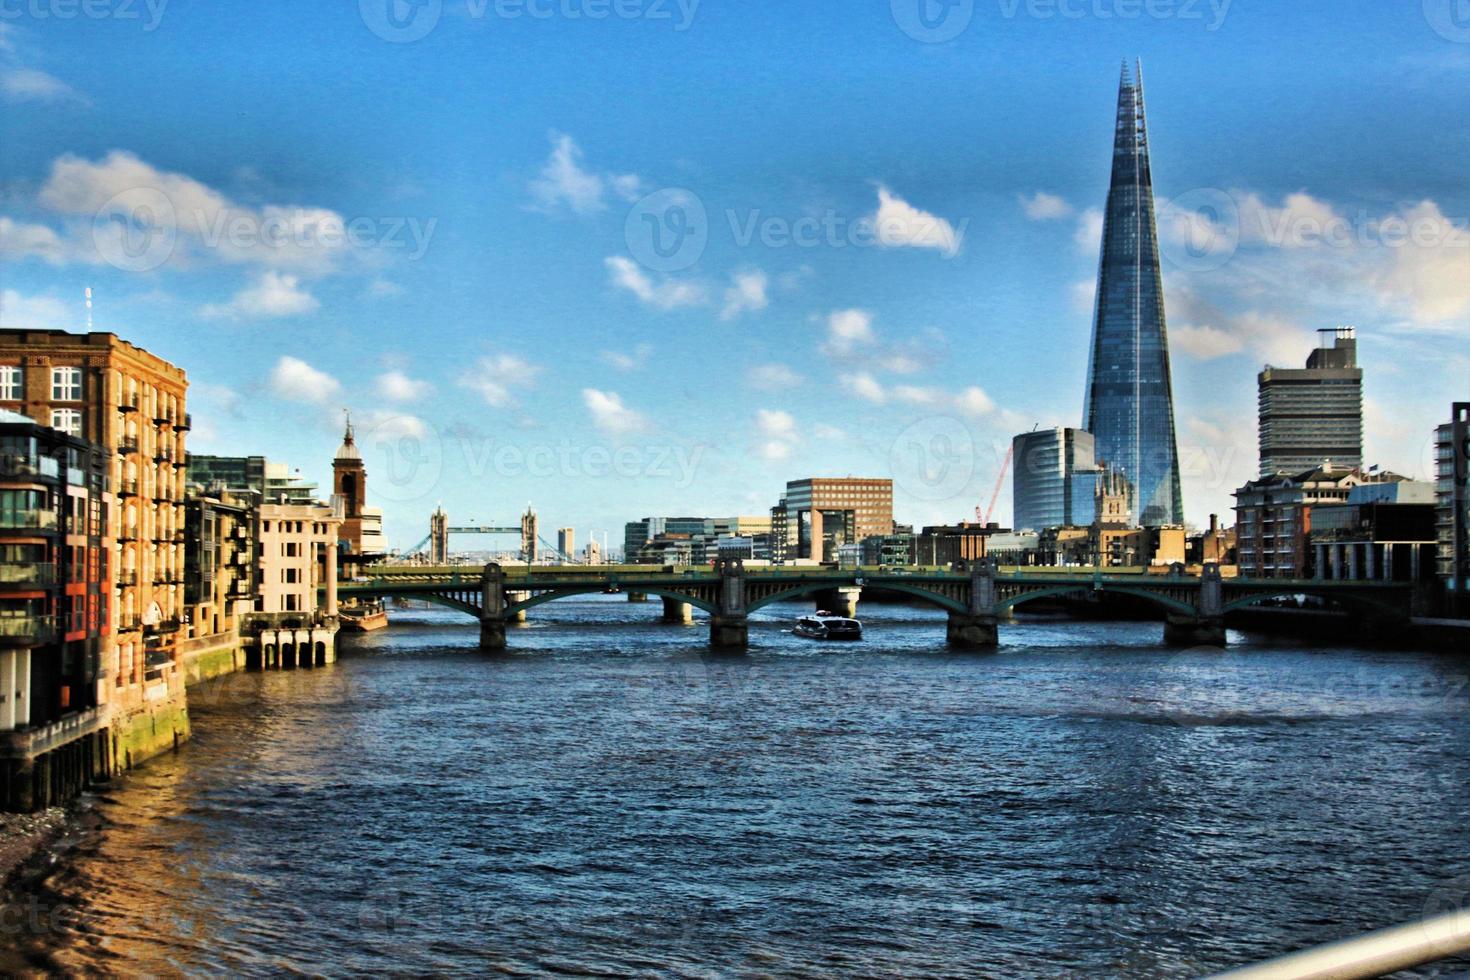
[50, 409, 83, 438]
[51, 367, 83, 402]
[0, 366, 21, 401]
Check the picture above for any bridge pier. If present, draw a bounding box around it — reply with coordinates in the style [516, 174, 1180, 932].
[815, 586, 861, 618]
[480, 618, 508, 650]
[480, 562, 508, 651]
[508, 591, 529, 624]
[710, 558, 748, 650]
[1165, 562, 1226, 648]
[1164, 614, 1226, 648]
[709, 614, 749, 648]
[627, 591, 648, 603]
[948, 559, 1000, 649]
[947, 612, 999, 648]
[661, 597, 693, 624]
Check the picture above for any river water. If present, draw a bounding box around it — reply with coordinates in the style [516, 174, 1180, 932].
[5, 598, 1470, 976]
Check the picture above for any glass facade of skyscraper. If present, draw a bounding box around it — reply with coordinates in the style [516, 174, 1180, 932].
[1012, 428, 1098, 531]
[1082, 62, 1184, 527]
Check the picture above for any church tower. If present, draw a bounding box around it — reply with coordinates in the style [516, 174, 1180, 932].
[333, 412, 366, 555]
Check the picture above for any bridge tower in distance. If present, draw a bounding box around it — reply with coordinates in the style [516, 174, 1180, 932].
[520, 505, 538, 564]
[430, 505, 449, 564]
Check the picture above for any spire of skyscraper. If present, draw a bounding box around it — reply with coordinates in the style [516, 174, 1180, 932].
[1082, 59, 1184, 527]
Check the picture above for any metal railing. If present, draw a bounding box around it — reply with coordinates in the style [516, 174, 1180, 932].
[0, 510, 59, 531]
[0, 615, 56, 642]
[0, 453, 61, 479]
[1209, 909, 1470, 979]
[0, 562, 57, 587]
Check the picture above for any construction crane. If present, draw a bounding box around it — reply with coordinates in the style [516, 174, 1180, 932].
[976, 425, 1033, 526]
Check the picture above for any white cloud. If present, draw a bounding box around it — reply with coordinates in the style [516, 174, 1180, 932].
[1071, 278, 1097, 313]
[604, 255, 705, 310]
[1165, 190, 1470, 332]
[270, 356, 341, 404]
[1, 67, 85, 104]
[1375, 200, 1470, 324]
[0, 289, 71, 330]
[755, 408, 797, 439]
[528, 133, 641, 214]
[33, 150, 355, 274]
[954, 386, 995, 417]
[1020, 192, 1073, 220]
[720, 270, 769, 320]
[1171, 324, 1245, 360]
[843, 371, 887, 404]
[358, 410, 429, 441]
[600, 344, 653, 371]
[747, 362, 802, 390]
[754, 408, 799, 460]
[1074, 207, 1104, 254]
[377, 370, 430, 402]
[582, 388, 646, 435]
[870, 186, 962, 257]
[811, 423, 847, 441]
[0, 217, 68, 264]
[823, 308, 875, 355]
[366, 278, 404, 298]
[893, 384, 942, 406]
[461, 354, 540, 408]
[201, 271, 318, 319]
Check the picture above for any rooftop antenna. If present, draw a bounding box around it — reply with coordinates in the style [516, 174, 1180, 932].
[85, 287, 93, 331]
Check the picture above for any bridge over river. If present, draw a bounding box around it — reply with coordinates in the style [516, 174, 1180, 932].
[332, 560, 1418, 650]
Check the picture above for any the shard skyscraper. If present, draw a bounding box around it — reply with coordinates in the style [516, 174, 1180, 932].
[1082, 60, 1184, 527]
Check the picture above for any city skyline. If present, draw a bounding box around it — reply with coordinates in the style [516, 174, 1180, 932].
[1, 3, 1467, 547]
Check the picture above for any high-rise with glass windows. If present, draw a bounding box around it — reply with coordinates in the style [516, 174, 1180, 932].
[1258, 328, 1363, 477]
[1082, 61, 1184, 527]
[1012, 427, 1098, 531]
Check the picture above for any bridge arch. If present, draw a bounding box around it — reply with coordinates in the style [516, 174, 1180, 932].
[508, 585, 718, 617]
[746, 581, 970, 615]
[848, 582, 968, 615]
[998, 583, 1199, 617]
[1220, 586, 1406, 619]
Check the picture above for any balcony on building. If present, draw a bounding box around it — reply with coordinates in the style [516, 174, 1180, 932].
[0, 509, 59, 532]
[0, 612, 56, 646]
[0, 562, 57, 588]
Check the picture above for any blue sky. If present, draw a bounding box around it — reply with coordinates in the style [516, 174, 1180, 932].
[2, 0, 1467, 551]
